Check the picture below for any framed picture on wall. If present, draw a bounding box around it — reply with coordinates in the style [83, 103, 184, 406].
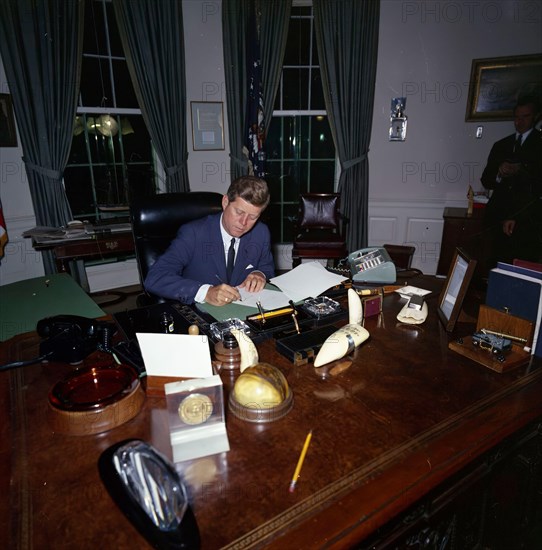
[465, 54, 542, 121]
[0, 94, 18, 147]
[190, 101, 224, 151]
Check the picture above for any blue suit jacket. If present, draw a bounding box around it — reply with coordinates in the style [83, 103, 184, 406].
[144, 213, 275, 303]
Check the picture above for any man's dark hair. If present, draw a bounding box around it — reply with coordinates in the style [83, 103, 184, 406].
[226, 176, 270, 208]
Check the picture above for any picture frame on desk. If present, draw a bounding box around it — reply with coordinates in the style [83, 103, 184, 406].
[438, 248, 477, 332]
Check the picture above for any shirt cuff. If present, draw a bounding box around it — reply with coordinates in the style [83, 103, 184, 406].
[195, 284, 211, 303]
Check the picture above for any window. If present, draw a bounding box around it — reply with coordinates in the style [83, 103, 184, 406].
[265, 5, 336, 244]
[64, 0, 156, 222]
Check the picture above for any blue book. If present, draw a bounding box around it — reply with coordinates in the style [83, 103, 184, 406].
[486, 266, 542, 358]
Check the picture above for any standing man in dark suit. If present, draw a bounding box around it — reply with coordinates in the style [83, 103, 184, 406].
[144, 176, 275, 305]
[481, 96, 542, 264]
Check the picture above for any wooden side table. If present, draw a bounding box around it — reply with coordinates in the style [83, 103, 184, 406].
[34, 231, 135, 274]
[437, 207, 491, 281]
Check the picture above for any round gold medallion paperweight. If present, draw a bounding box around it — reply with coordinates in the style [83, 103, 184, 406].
[178, 393, 214, 425]
[228, 363, 293, 423]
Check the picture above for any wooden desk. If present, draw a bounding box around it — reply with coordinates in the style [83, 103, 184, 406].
[33, 231, 135, 273]
[2, 276, 542, 549]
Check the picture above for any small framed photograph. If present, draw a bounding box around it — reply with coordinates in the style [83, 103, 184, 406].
[190, 101, 224, 151]
[465, 54, 542, 121]
[0, 94, 18, 147]
[438, 248, 477, 332]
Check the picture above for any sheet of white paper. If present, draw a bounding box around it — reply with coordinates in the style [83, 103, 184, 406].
[234, 287, 292, 309]
[270, 262, 349, 302]
[136, 333, 213, 378]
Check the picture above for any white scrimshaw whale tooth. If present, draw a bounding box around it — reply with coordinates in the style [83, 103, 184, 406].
[313, 323, 370, 368]
[348, 288, 363, 325]
[230, 329, 259, 372]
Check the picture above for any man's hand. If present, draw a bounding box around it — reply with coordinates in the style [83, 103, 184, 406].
[503, 219, 515, 236]
[239, 271, 266, 293]
[205, 284, 241, 306]
[498, 161, 520, 178]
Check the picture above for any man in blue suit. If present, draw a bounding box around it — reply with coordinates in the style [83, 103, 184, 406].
[144, 176, 275, 305]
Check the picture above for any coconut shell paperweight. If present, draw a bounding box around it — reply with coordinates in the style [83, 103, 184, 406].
[228, 362, 293, 423]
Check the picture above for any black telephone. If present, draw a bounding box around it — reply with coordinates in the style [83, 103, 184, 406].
[37, 315, 116, 363]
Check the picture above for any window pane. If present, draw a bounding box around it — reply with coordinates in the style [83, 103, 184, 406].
[113, 60, 138, 107]
[265, 118, 282, 160]
[79, 57, 113, 107]
[283, 18, 310, 65]
[283, 68, 309, 110]
[126, 163, 156, 203]
[309, 162, 335, 193]
[283, 203, 298, 242]
[94, 165, 126, 205]
[83, 1, 106, 54]
[310, 69, 325, 110]
[310, 116, 334, 159]
[105, 1, 124, 56]
[64, 166, 95, 217]
[265, 203, 282, 243]
[122, 116, 151, 162]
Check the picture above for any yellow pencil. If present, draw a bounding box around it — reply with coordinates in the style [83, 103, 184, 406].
[289, 430, 313, 493]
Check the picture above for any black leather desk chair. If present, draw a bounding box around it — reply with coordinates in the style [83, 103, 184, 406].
[130, 192, 223, 305]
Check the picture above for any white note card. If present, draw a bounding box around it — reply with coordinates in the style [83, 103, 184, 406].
[136, 333, 213, 378]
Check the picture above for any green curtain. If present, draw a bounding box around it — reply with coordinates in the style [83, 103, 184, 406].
[222, 0, 250, 180]
[0, 0, 84, 275]
[113, 0, 189, 193]
[259, 0, 291, 136]
[314, 0, 380, 252]
[222, 0, 291, 179]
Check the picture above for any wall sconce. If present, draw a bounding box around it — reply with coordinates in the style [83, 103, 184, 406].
[389, 97, 407, 141]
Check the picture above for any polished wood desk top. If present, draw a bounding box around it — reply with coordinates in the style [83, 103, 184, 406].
[2, 275, 542, 549]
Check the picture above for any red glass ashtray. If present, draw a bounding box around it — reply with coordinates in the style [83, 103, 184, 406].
[49, 361, 140, 412]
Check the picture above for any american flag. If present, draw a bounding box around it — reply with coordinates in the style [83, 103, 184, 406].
[245, 2, 265, 178]
[0, 199, 7, 258]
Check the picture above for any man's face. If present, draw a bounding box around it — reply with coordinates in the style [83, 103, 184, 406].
[514, 104, 536, 134]
[221, 195, 263, 238]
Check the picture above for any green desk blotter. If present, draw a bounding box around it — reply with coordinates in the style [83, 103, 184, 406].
[0, 273, 105, 341]
[196, 284, 285, 323]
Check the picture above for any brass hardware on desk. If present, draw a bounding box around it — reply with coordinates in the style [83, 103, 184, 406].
[246, 307, 294, 322]
[104, 240, 120, 251]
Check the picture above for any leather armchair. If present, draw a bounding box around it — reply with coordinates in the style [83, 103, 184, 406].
[130, 192, 223, 305]
[291, 193, 348, 268]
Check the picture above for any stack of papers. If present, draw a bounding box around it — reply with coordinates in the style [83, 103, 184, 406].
[234, 262, 349, 308]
